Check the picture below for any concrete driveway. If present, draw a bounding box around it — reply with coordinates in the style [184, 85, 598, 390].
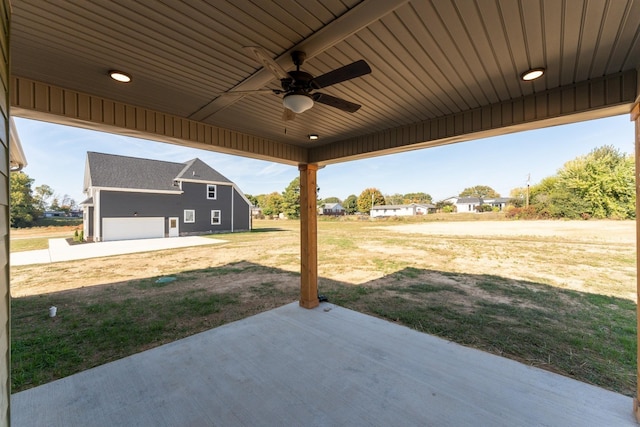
[11, 236, 226, 266]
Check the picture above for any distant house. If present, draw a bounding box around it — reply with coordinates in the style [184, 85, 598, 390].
[81, 152, 251, 242]
[370, 203, 436, 218]
[454, 197, 511, 213]
[43, 211, 66, 218]
[455, 197, 482, 213]
[251, 206, 263, 217]
[319, 203, 346, 216]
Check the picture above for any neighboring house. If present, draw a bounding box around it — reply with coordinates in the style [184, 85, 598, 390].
[370, 203, 436, 218]
[319, 203, 345, 216]
[486, 197, 511, 211]
[455, 197, 482, 213]
[251, 206, 263, 217]
[43, 211, 67, 218]
[455, 197, 511, 212]
[81, 152, 251, 242]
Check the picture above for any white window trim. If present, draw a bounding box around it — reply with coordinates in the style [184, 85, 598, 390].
[207, 184, 217, 200]
[211, 210, 221, 225]
[184, 209, 195, 223]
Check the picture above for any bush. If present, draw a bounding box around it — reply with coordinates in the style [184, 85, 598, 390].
[504, 206, 539, 219]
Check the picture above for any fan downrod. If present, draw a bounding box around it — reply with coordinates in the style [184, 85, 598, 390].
[291, 51, 306, 69]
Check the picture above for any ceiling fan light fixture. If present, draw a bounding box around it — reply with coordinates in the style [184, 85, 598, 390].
[109, 70, 132, 83]
[520, 68, 545, 81]
[283, 93, 313, 113]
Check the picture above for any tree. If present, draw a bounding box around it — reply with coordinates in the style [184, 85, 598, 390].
[281, 177, 300, 219]
[49, 197, 61, 211]
[435, 199, 455, 213]
[459, 185, 500, 198]
[34, 184, 54, 212]
[343, 194, 358, 215]
[557, 145, 634, 219]
[529, 145, 635, 219]
[321, 196, 341, 205]
[384, 193, 404, 205]
[403, 192, 432, 204]
[60, 194, 77, 213]
[10, 172, 39, 227]
[262, 192, 284, 217]
[244, 193, 259, 206]
[508, 187, 527, 208]
[357, 188, 385, 213]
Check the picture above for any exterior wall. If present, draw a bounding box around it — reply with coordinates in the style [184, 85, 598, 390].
[87, 206, 94, 238]
[415, 206, 428, 215]
[97, 182, 249, 238]
[371, 206, 413, 217]
[232, 188, 251, 231]
[178, 182, 232, 233]
[456, 203, 478, 212]
[0, 0, 9, 422]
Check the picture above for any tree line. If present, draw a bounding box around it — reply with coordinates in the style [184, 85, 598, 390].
[10, 173, 78, 227]
[508, 145, 634, 219]
[248, 145, 635, 220]
[9, 144, 633, 227]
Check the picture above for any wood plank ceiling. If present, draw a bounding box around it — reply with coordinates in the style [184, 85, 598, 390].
[9, 0, 640, 165]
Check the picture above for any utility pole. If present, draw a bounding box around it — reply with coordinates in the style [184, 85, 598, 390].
[526, 173, 530, 207]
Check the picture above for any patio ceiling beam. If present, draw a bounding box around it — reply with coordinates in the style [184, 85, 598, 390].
[310, 70, 638, 165]
[10, 76, 308, 166]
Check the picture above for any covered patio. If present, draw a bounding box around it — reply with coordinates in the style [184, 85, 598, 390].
[11, 302, 636, 426]
[2, 0, 640, 425]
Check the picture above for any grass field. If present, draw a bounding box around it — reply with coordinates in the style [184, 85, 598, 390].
[10, 216, 637, 396]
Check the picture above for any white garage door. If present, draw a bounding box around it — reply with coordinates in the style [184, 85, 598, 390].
[102, 217, 165, 241]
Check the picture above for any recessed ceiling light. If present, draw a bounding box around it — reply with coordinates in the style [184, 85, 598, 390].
[308, 134, 319, 140]
[109, 70, 132, 83]
[520, 68, 545, 81]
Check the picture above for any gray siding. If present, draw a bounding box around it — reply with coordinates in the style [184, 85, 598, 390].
[232, 188, 250, 231]
[98, 182, 250, 237]
[87, 206, 94, 238]
[0, 1, 9, 422]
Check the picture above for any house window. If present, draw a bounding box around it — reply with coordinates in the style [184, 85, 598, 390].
[207, 184, 217, 200]
[211, 210, 221, 225]
[184, 209, 195, 223]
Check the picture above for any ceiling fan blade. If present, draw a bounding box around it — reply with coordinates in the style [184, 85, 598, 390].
[310, 60, 371, 89]
[212, 89, 278, 96]
[312, 93, 361, 113]
[282, 108, 296, 121]
[243, 46, 289, 80]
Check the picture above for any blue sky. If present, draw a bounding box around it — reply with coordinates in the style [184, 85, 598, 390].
[13, 114, 635, 205]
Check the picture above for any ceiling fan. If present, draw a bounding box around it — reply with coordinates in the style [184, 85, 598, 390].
[242, 47, 372, 120]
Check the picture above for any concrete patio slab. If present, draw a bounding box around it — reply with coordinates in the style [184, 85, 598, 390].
[11, 302, 634, 426]
[11, 236, 226, 266]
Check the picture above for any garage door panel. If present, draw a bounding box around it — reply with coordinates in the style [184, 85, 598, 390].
[102, 217, 164, 241]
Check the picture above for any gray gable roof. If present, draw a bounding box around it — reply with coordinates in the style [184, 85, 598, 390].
[456, 197, 482, 204]
[86, 152, 231, 192]
[176, 158, 231, 183]
[323, 203, 343, 210]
